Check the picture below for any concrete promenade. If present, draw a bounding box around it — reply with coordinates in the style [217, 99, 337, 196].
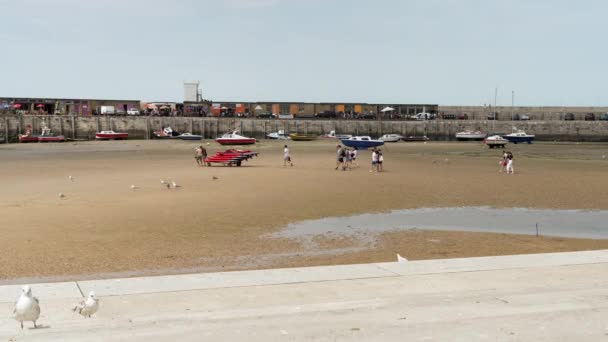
[1, 250, 608, 341]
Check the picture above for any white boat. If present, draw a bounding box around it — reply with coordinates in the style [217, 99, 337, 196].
[267, 130, 289, 140]
[484, 135, 509, 148]
[324, 130, 352, 140]
[379, 134, 403, 142]
[215, 131, 256, 145]
[455, 130, 487, 141]
[503, 130, 535, 144]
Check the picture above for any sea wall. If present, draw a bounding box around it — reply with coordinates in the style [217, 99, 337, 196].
[1, 116, 607, 142]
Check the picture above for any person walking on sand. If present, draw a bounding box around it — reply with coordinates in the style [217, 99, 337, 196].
[336, 145, 344, 170]
[370, 148, 378, 172]
[195, 146, 204, 166]
[344, 148, 353, 170]
[283, 145, 293, 167]
[377, 149, 384, 172]
[506, 151, 514, 174]
[499, 150, 508, 173]
[351, 147, 358, 167]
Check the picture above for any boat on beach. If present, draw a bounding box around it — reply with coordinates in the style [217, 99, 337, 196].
[204, 149, 259, 166]
[340, 136, 384, 149]
[153, 127, 178, 139]
[323, 130, 352, 140]
[215, 131, 256, 145]
[455, 130, 487, 141]
[401, 135, 429, 142]
[95, 131, 129, 140]
[267, 130, 289, 140]
[503, 129, 535, 144]
[37, 127, 65, 142]
[484, 135, 509, 148]
[289, 133, 318, 141]
[175, 133, 202, 141]
[379, 134, 403, 142]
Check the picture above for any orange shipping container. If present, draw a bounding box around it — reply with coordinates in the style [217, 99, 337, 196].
[354, 105, 362, 113]
[335, 104, 345, 113]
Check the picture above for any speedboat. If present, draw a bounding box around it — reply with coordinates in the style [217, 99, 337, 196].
[340, 136, 384, 149]
[175, 133, 202, 141]
[289, 133, 318, 141]
[401, 135, 429, 142]
[484, 135, 509, 148]
[204, 149, 259, 167]
[503, 130, 535, 144]
[323, 130, 352, 140]
[215, 131, 256, 145]
[379, 134, 403, 142]
[455, 130, 487, 141]
[37, 127, 65, 142]
[267, 130, 289, 140]
[18, 130, 39, 143]
[95, 131, 129, 140]
[153, 127, 178, 139]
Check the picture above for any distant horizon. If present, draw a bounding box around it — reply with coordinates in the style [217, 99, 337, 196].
[1, 0, 607, 106]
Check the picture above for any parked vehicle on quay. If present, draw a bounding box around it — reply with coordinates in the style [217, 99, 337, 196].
[410, 112, 436, 121]
[563, 113, 575, 121]
[584, 113, 595, 121]
[127, 108, 140, 115]
[600, 113, 608, 121]
[487, 112, 498, 120]
[100, 106, 116, 115]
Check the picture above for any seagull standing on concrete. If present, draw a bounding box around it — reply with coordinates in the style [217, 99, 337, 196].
[13, 285, 41, 329]
[73, 291, 99, 318]
[397, 254, 408, 263]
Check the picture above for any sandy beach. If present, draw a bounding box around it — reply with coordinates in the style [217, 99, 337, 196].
[0, 139, 607, 282]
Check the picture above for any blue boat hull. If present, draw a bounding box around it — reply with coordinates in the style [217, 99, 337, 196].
[503, 136, 534, 144]
[340, 139, 385, 149]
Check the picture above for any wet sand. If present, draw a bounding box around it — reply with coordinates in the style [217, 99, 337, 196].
[0, 139, 607, 281]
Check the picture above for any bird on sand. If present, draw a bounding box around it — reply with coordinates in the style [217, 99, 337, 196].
[160, 179, 167, 185]
[397, 254, 408, 263]
[58, 193, 65, 198]
[130, 185, 137, 190]
[212, 176, 218, 181]
[13, 285, 41, 329]
[73, 291, 99, 318]
[171, 181, 180, 188]
[68, 175, 74, 182]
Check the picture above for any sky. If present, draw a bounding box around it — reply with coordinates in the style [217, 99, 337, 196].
[0, 0, 606, 106]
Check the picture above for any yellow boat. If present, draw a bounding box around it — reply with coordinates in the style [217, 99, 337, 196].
[289, 133, 318, 141]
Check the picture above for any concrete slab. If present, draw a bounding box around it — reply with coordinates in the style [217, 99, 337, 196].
[78, 263, 397, 297]
[0, 282, 81, 304]
[1, 250, 607, 341]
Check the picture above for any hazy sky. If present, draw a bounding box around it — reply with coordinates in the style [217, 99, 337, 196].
[0, 0, 606, 105]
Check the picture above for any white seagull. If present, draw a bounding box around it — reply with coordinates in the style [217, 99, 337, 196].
[130, 185, 137, 190]
[160, 179, 167, 185]
[397, 254, 408, 263]
[13, 285, 41, 329]
[73, 291, 99, 318]
[68, 175, 74, 182]
[58, 193, 65, 198]
[171, 181, 180, 189]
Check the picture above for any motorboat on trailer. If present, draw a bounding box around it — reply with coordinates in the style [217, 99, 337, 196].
[175, 133, 202, 141]
[455, 130, 487, 141]
[484, 135, 509, 148]
[204, 149, 259, 166]
[503, 129, 535, 144]
[379, 134, 403, 142]
[95, 130, 129, 140]
[215, 131, 256, 145]
[340, 136, 384, 149]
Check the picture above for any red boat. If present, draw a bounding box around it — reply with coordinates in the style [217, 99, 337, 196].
[18, 133, 39, 143]
[204, 149, 259, 166]
[95, 130, 129, 140]
[215, 131, 256, 145]
[37, 127, 65, 142]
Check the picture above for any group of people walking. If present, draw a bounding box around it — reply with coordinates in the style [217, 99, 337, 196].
[335, 145, 358, 171]
[500, 150, 514, 174]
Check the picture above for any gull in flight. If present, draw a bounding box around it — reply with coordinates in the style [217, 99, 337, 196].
[397, 254, 408, 263]
[13, 285, 41, 329]
[73, 291, 99, 318]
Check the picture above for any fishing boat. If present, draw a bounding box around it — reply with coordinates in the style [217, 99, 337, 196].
[95, 130, 129, 140]
[455, 130, 487, 141]
[266, 130, 289, 140]
[289, 133, 318, 141]
[401, 135, 430, 142]
[323, 130, 352, 140]
[215, 131, 256, 145]
[379, 134, 403, 142]
[340, 136, 384, 149]
[175, 133, 202, 141]
[503, 129, 535, 144]
[37, 127, 65, 142]
[484, 135, 509, 148]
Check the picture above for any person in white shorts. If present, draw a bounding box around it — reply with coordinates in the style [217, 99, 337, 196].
[283, 145, 293, 167]
[506, 151, 514, 174]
